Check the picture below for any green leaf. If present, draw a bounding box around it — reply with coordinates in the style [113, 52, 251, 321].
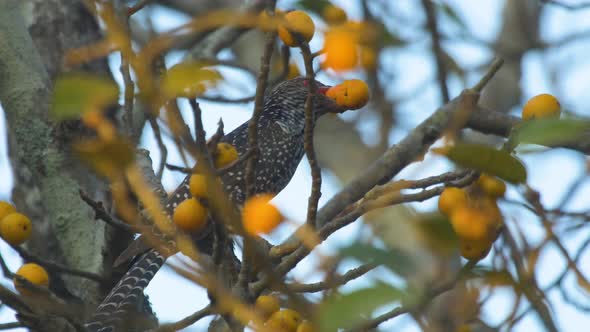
[339, 243, 416, 277]
[161, 62, 222, 99]
[319, 283, 402, 331]
[512, 118, 590, 146]
[51, 73, 119, 120]
[296, 0, 331, 15]
[438, 143, 527, 184]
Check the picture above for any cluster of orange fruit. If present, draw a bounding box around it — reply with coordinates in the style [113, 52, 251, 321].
[261, 6, 376, 72]
[438, 174, 506, 261]
[254, 294, 314, 332]
[0, 201, 50, 295]
[173, 143, 284, 237]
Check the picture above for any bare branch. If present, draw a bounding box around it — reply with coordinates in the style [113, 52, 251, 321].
[421, 0, 450, 103]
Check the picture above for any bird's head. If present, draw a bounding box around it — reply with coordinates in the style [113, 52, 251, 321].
[264, 77, 346, 120]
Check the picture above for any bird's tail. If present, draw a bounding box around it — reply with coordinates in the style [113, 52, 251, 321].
[84, 249, 165, 332]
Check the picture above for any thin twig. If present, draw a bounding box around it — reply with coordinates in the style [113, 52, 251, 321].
[502, 224, 558, 332]
[149, 118, 168, 179]
[120, 54, 135, 139]
[79, 190, 135, 233]
[198, 95, 255, 104]
[244, 30, 276, 197]
[239, 7, 277, 300]
[0, 322, 22, 330]
[300, 41, 322, 226]
[149, 305, 212, 332]
[541, 0, 590, 10]
[472, 57, 504, 93]
[165, 163, 192, 174]
[127, 0, 154, 16]
[346, 261, 477, 332]
[0, 253, 13, 278]
[421, 0, 450, 103]
[216, 149, 255, 176]
[11, 246, 107, 284]
[289, 263, 376, 293]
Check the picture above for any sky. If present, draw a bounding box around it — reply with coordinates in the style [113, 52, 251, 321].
[1, 0, 590, 331]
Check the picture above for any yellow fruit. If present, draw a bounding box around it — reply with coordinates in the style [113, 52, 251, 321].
[0, 213, 32, 246]
[459, 237, 492, 261]
[522, 93, 561, 120]
[242, 194, 283, 236]
[264, 309, 303, 332]
[438, 187, 468, 216]
[322, 5, 347, 25]
[255, 294, 281, 319]
[297, 321, 315, 332]
[189, 173, 208, 198]
[449, 206, 490, 241]
[0, 201, 16, 221]
[322, 29, 358, 71]
[278, 10, 315, 47]
[325, 79, 369, 110]
[472, 198, 504, 239]
[215, 142, 239, 169]
[173, 198, 208, 232]
[476, 174, 506, 198]
[14, 263, 49, 294]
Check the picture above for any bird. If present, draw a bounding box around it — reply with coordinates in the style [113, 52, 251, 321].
[85, 77, 346, 331]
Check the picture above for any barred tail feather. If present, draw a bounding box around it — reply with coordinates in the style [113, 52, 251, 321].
[85, 249, 165, 332]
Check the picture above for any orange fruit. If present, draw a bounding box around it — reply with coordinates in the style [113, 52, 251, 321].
[325, 79, 369, 110]
[278, 10, 315, 47]
[215, 142, 239, 169]
[438, 187, 468, 216]
[255, 294, 281, 319]
[322, 5, 347, 25]
[242, 194, 283, 236]
[189, 173, 208, 198]
[264, 309, 303, 332]
[0, 201, 16, 221]
[449, 206, 490, 241]
[173, 198, 208, 232]
[0, 212, 32, 246]
[14, 263, 49, 295]
[471, 198, 504, 236]
[459, 237, 492, 261]
[522, 93, 561, 120]
[476, 174, 506, 198]
[322, 28, 358, 71]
